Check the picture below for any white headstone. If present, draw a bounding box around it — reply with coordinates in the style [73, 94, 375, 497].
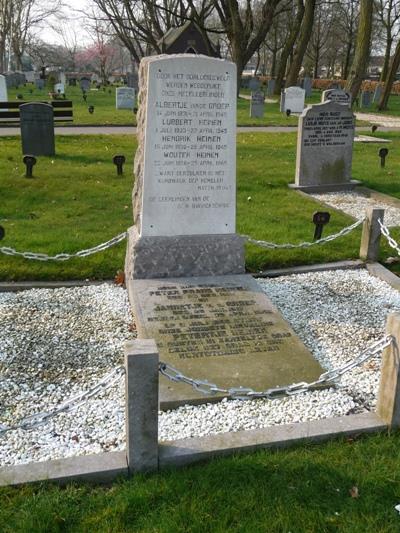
[116, 87, 135, 109]
[54, 83, 65, 94]
[292, 101, 357, 191]
[322, 89, 351, 108]
[0, 74, 8, 102]
[283, 86, 305, 114]
[135, 54, 236, 237]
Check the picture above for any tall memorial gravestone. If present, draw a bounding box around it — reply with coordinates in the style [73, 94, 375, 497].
[116, 87, 135, 109]
[290, 101, 359, 192]
[80, 77, 91, 92]
[20, 103, 55, 156]
[250, 90, 265, 118]
[322, 88, 351, 108]
[281, 86, 305, 114]
[302, 76, 312, 97]
[248, 77, 260, 91]
[373, 84, 382, 103]
[125, 54, 324, 407]
[361, 90, 372, 108]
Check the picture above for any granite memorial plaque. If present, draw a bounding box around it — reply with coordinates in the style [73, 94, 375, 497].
[249, 77, 260, 90]
[125, 54, 244, 279]
[250, 90, 265, 118]
[20, 103, 55, 156]
[282, 86, 305, 114]
[116, 87, 135, 109]
[290, 101, 359, 192]
[131, 274, 324, 407]
[321, 89, 351, 108]
[80, 77, 91, 91]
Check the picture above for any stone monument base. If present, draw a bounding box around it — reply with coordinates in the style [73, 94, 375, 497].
[125, 226, 246, 280]
[289, 180, 361, 194]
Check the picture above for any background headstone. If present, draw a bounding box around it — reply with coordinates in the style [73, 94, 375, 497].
[279, 90, 285, 112]
[59, 72, 66, 85]
[116, 87, 135, 109]
[267, 79, 275, 96]
[0, 74, 8, 103]
[322, 89, 351, 108]
[127, 72, 138, 90]
[250, 90, 265, 118]
[80, 77, 91, 91]
[373, 84, 382, 103]
[302, 76, 312, 97]
[361, 90, 372, 108]
[20, 103, 55, 156]
[54, 83, 65, 94]
[283, 86, 305, 113]
[35, 79, 45, 90]
[248, 77, 260, 90]
[291, 101, 359, 192]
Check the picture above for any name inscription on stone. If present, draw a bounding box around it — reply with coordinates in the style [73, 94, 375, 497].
[132, 275, 324, 407]
[302, 110, 354, 148]
[141, 55, 236, 237]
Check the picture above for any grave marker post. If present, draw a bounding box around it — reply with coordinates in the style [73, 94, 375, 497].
[377, 313, 400, 428]
[359, 207, 384, 262]
[125, 339, 159, 472]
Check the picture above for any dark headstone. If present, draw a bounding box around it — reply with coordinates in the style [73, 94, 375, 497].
[20, 103, 55, 156]
[80, 77, 91, 92]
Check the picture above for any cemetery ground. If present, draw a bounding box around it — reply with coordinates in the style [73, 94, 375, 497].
[1, 131, 400, 281]
[3, 130, 400, 531]
[1, 431, 400, 531]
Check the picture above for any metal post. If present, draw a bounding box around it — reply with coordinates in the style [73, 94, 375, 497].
[125, 339, 159, 472]
[359, 207, 384, 262]
[377, 313, 400, 427]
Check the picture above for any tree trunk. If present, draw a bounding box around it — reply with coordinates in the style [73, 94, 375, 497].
[345, 0, 374, 99]
[274, 0, 305, 94]
[380, 36, 393, 82]
[378, 38, 400, 110]
[285, 0, 317, 87]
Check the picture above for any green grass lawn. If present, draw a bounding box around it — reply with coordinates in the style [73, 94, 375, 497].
[1, 431, 400, 532]
[1, 131, 400, 281]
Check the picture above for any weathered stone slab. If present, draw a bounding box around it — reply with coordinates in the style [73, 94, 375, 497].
[20, 102, 55, 156]
[0, 74, 7, 101]
[267, 79, 275, 96]
[373, 84, 382, 103]
[321, 89, 351, 108]
[133, 54, 236, 237]
[361, 90, 372, 108]
[302, 76, 312, 97]
[250, 90, 265, 118]
[291, 101, 360, 192]
[116, 87, 135, 109]
[129, 274, 324, 408]
[282, 86, 305, 114]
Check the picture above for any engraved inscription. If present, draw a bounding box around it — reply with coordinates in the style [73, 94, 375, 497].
[303, 111, 354, 148]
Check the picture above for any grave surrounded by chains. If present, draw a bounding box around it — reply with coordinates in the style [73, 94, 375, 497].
[125, 54, 324, 407]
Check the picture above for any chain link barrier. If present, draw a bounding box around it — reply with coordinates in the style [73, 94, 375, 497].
[0, 366, 125, 436]
[378, 219, 400, 256]
[242, 218, 364, 250]
[0, 232, 127, 262]
[159, 335, 393, 400]
[0, 336, 393, 436]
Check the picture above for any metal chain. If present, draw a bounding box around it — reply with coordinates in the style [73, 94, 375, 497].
[159, 335, 393, 400]
[378, 219, 400, 256]
[242, 218, 364, 250]
[0, 232, 127, 262]
[0, 366, 125, 436]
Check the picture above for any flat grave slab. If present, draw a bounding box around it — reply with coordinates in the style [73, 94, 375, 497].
[129, 274, 324, 408]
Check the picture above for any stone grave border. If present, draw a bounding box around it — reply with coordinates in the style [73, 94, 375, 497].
[1, 208, 400, 486]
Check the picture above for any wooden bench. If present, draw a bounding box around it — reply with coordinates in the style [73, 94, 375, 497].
[0, 101, 73, 124]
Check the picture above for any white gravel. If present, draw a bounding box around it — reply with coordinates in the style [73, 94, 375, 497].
[311, 191, 400, 227]
[1, 270, 400, 466]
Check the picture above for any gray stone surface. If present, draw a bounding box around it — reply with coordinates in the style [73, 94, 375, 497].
[321, 89, 351, 108]
[125, 339, 159, 471]
[373, 85, 383, 103]
[282, 86, 305, 114]
[0, 451, 127, 487]
[249, 77, 260, 90]
[125, 226, 245, 280]
[20, 102, 55, 156]
[80, 78, 91, 91]
[159, 412, 386, 467]
[116, 87, 135, 109]
[128, 273, 324, 408]
[267, 79, 275, 96]
[0, 74, 7, 102]
[302, 76, 312, 97]
[292, 101, 357, 191]
[361, 90, 372, 108]
[35, 79, 45, 90]
[250, 90, 265, 118]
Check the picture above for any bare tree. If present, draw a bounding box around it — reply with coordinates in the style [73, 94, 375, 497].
[0, 0, 12, 71]
[346, 0, 374, 98]
[375, 0, 400, 81]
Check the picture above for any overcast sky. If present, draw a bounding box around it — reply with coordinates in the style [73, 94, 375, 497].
[41, 0, 90, 45]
